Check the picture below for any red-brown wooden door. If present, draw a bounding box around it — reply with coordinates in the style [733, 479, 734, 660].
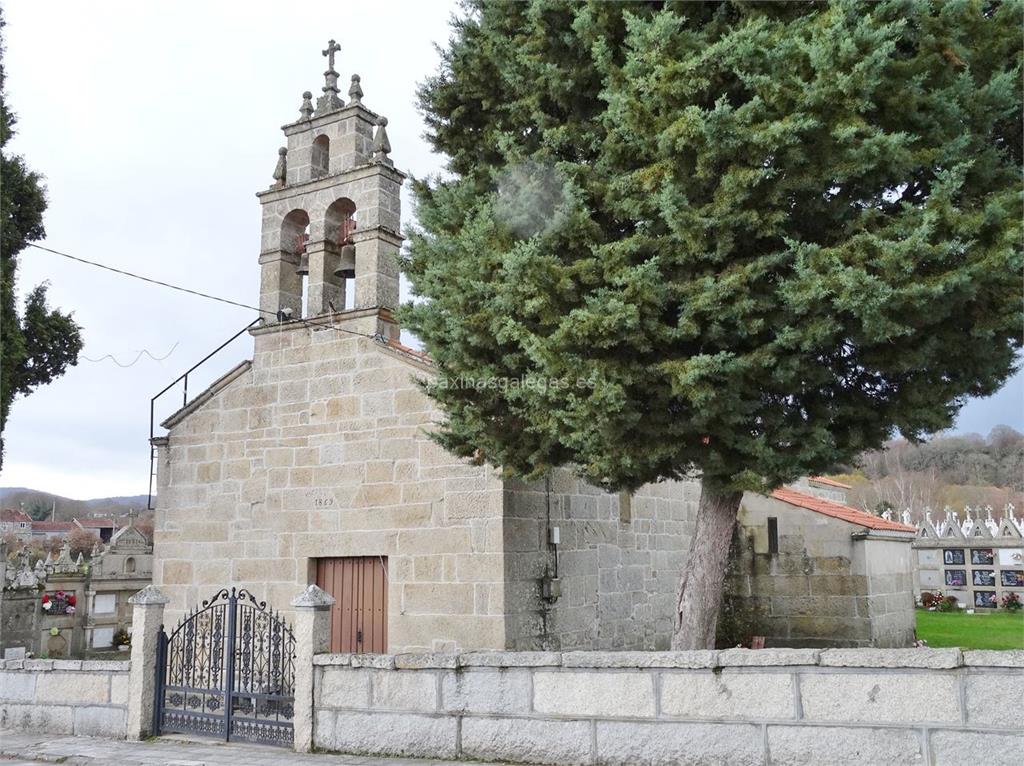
[314, 556, 388, 653]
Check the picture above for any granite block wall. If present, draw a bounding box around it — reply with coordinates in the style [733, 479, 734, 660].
[502, 474, 699, 651]
[0, 659, 129, 738]
[154, 331, 509, 652]
[155, 323, 701, 654]
[312, 649, 1024, 766]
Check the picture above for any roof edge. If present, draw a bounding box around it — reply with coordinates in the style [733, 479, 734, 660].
[769, 487, 916, 533]
[160, 360, 253, 429]
[376, 337, 434, 372]
[851, 529, 918, 541]
[809, 475, 854, 490]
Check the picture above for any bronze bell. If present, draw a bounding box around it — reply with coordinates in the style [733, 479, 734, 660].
[333, 243, 356, 279]
[294, 232, 310, 276]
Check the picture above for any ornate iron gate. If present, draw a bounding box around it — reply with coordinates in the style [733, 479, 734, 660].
[153, 588, 296, 747]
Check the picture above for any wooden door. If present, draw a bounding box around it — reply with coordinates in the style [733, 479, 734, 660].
[314, 556, 388, 653]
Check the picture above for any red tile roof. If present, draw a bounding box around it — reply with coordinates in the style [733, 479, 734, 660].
[770, 488, 915, 533]
[385, 337, 432, 363]
[809, 476, 853, 490]
[31, 521, 74, 532]
[1, 509, 32, 524]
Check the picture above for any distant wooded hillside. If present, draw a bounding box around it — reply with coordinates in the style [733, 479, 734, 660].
[0, 487, 147, 521]
[833, 426, 1024, 516]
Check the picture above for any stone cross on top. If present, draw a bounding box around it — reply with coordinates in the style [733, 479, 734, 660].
[315, 39, 345, 116]
[322, 39, 341, 71]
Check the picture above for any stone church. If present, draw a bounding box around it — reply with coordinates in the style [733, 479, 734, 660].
[151, 47, 911, 653]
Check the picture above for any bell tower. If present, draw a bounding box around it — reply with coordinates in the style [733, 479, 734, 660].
[256, 40, 405, 338]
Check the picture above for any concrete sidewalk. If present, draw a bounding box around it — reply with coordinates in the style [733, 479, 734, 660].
[0, 732, 515, 766]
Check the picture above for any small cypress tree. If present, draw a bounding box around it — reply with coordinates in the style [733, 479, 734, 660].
[0, 9, 83, 466]
[405, 0, 1023, 648]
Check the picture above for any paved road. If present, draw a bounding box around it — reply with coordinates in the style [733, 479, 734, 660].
[0, 732, 515, 766]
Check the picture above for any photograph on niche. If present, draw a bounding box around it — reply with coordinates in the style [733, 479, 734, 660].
[1000, 570, 1024, 587]
[972, 570, 996, 586]
[974, 591, 998, 609]
[945, 570, 967, 587]
[943, 549, 965, 565]
[971, 549, 995, 565]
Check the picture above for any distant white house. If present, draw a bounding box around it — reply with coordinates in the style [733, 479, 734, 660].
[0, 509, 32, 542]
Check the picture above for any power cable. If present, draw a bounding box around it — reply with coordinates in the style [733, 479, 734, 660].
[27, 243, 384, 342]
[83, 342, 180, 367]
[29, 243, 262, 313]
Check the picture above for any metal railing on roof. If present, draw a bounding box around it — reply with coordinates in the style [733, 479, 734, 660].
[147, 318, 262, 510]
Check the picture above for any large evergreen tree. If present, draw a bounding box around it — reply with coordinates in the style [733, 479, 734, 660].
[405, 0, 1023, 647]
[0, 8, 83, 467]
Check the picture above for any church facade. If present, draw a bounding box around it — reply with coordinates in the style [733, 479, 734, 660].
[151, 49, 698, 653]
[152, 47, 914, 653]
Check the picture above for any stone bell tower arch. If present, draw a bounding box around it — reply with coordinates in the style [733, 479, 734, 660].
[256, 40, 405, 339]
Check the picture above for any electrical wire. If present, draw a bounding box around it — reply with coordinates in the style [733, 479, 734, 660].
[83, 342, 180, 367]
[27, 243, 385, 342]
[29, 243, 263, 313]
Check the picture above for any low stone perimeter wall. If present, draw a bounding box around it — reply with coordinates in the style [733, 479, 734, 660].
[313, 648, 1024, 766]
[0, 659, 129, 738]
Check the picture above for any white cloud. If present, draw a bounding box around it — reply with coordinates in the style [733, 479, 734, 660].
[1, 0, 459, 497]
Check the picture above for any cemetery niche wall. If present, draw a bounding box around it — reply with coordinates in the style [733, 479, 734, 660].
[0, 522, 153, 658]
[912, 505, 1024, 610]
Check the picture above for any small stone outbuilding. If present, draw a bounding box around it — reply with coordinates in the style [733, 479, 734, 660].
[729, 483, 917, 648]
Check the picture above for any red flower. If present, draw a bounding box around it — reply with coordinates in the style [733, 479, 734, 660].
[67, 594, 77, 606]
[41, 594, 50, 604]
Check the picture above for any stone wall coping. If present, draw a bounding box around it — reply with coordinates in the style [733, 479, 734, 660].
[313, 654, 353, 666]
[350, 654, 396, 670]
[394, 653, 459, 669]
[561, 651, 719, 669]
[719, 648, 821, 667]
[309, 647, 1021, 670]
[818, 648, 963, 669]
[459, 651, 562, 667]
[1, 659, 130, 672]
[963, 650, 1024, 668]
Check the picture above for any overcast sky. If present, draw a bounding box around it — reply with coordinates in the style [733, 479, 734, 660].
[2, 1, 1021, 500]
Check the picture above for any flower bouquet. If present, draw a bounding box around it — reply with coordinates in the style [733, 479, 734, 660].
[41, 591, 77, 615]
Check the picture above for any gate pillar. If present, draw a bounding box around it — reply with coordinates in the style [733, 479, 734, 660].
[290, 585, 335, 753]
[126, 585, 170, 740]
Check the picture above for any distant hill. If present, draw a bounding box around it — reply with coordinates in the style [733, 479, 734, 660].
[0, 488, 148, 521]
[834, 425, 1024, 518]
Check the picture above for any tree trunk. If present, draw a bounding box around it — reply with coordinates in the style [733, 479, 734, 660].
[672, 484, 744, 650]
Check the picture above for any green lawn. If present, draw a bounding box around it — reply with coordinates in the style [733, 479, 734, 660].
[915, 609, 1024, 650]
